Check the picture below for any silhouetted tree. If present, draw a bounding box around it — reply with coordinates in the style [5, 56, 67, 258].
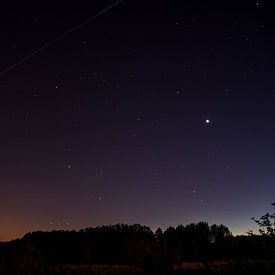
[253, 202, 275, 236]
[154, 228, 163, 242]
[1, 222, 275, 274]
[210, 224, 231, 243]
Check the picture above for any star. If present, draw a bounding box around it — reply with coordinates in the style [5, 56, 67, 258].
[205, 119, 210, 124]
[96, 170, 104, 177]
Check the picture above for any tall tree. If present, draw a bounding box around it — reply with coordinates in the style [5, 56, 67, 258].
[253, 202, 275, 236]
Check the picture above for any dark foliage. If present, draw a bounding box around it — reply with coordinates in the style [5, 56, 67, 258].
[0, 222, 275, 274]
[253, 202, 275, 236]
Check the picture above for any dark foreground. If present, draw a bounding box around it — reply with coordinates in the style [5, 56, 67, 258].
[18, 260, 275, 275]
[1, 223, 275, 274]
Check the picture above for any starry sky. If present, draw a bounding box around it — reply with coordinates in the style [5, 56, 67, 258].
[1, 0, 275, 241]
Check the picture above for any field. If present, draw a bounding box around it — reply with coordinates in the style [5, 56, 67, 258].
[43, 260, 275, 275]
[48, 264, 142, 274]
[174, 259, 275, 274]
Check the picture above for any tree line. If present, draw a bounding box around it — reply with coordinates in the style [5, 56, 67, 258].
[0, 202, 274, 274]
[0, 221, 275, 274]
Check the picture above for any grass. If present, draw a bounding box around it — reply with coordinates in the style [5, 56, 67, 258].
[49, 264, 142, 275]
[174, 259, 275, 274]
[30, 260, 275, 275]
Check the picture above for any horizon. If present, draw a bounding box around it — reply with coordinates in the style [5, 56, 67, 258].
[0, 220, 262, 242]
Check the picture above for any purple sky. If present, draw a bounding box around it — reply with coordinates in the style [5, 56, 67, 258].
[1, 0, 275, 241]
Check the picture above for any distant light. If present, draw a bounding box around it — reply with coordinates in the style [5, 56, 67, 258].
[205, 119, 210, 124]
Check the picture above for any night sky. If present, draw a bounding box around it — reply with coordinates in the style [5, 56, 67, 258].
[1, 0, 275, 241]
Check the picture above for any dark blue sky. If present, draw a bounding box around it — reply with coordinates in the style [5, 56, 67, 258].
[1, 0, 275, 240]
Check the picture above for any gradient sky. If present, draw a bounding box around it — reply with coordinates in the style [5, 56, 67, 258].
[1, 0, 275, 241]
